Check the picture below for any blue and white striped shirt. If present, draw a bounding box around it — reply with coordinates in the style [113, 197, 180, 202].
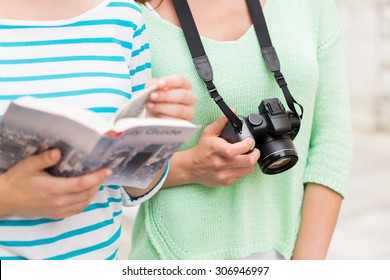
[0, 0, 152, 259]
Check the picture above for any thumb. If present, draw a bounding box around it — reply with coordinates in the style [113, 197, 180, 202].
[21, 149, 62, 172]
[203, 109, 238, 136]
[203, 114, 229, 136]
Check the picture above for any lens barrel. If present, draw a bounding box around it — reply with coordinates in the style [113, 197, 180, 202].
[258, 135, 298, 174]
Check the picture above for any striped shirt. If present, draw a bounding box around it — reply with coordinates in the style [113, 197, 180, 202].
[0, 0, 152, 259]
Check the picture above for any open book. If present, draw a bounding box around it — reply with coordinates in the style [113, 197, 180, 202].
[0, 88, 198, 188]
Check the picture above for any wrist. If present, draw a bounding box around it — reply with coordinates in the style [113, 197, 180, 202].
[162, 149, 196, 188]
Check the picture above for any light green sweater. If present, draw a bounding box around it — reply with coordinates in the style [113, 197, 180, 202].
[130, 0, 353, 260]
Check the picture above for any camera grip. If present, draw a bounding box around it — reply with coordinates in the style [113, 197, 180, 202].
[220, 116, 255, 153]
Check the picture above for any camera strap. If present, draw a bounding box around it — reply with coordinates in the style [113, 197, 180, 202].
[245, 0, 303, 119]
[172, 0, 243, 131]
[172, 0, 303, 131]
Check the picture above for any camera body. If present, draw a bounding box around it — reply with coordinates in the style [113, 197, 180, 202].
[220, 98, 301, 174]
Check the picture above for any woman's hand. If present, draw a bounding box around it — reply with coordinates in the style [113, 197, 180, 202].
[163, 114, 261, 188]
[0, 149, 111, 219]
[145, 74, 196, 122]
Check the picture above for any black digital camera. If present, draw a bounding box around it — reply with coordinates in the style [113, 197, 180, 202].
[220, 98, 301, 175]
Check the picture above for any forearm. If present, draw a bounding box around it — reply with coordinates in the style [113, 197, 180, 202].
[292, 183, 343, 260]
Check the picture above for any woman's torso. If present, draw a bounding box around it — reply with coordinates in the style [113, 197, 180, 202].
[130, 0, 322, 260]
[0, 0, 149, 259]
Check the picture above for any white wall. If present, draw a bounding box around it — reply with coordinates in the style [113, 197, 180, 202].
[337, 0, 387, 130]
[328, 0, 390, 260]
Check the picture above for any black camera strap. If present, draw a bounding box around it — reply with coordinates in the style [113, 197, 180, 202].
[172, 0, 243, 131]
[172, 0, 303, 132]
[245, 0, 303, 119]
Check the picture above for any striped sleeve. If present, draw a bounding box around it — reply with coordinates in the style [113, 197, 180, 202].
[128, 9, 151, 94]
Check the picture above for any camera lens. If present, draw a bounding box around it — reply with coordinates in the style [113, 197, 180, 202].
[268, 157, 292, 170]
[258, 135, 298, 174]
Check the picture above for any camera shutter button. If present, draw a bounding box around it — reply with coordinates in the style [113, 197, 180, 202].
[248, 114, 263, 126]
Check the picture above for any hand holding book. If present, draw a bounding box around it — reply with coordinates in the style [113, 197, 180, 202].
[0, 75, 198, 217]
[0, 149, 111, 218]
[145, 75, 196, 121]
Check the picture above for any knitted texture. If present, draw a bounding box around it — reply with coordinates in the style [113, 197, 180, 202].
[130, 0, 353, 260]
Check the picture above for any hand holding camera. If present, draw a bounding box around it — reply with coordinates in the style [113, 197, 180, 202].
[220, 98, 300, 175]
[187, 114, 260, 187]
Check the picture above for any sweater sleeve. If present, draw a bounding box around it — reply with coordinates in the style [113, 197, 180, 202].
[303, 1, 353, 197]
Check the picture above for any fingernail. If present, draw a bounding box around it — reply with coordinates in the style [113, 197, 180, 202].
[246, 138, 256, 150]
[150, 93, 158, 100]
[49, 149, 58, 159]
[146, 102, 154, 109]
[157, 79, 166, 87]
[105, 170, 112, 177]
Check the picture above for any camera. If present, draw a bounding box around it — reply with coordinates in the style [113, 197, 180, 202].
[220, 98, 301, 175]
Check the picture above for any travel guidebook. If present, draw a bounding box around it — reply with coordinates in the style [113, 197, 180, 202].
[0, 87, 199, 188]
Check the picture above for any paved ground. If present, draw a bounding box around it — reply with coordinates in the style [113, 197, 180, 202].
[118, 0, 390, 260]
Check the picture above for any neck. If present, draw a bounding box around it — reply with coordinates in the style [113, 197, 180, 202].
[146, 0, 267, 42]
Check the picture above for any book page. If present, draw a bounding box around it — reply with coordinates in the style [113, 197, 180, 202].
[110, 85, 158, 125]
[11, 97, 110, 134]
[0, 100, 104, 174]
[85, 119, 199, 188]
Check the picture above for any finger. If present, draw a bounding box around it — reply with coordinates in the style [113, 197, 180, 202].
[55, 202, 93, 218]
[55, 169, 112, 194]
[230, 149, 261, 168]
[147, 103, 195, 121]
[20, 149, 61, 173]
[61, 192, 95, 207]
[202, 114, 229, 137]
[217, 167, 256, 185]
[146, 78, 159, 88]
[230, 166, 257, 175]
[155, 74, 192, 90]
[219, 138, 256, 158]
[149, 89, 197, 106]
[147, 113, 180, 120]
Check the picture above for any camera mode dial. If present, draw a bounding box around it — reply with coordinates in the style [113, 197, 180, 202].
[248, 114, 263, 126]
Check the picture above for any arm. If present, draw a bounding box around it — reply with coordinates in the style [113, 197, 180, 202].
[162, 114, 260, 188]
[122, 74, 196, 202]
[121, 11, 160, 202]
[293, 1, 353, 258]
[123, 76, 259, 194]
[292, 183, 342, 259]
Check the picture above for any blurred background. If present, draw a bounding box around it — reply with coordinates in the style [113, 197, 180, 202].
[119, 0, 390, 260]
[327, 0, 390, 259]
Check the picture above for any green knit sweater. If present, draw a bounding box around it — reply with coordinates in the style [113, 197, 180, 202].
[130, 0, 353, 260]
